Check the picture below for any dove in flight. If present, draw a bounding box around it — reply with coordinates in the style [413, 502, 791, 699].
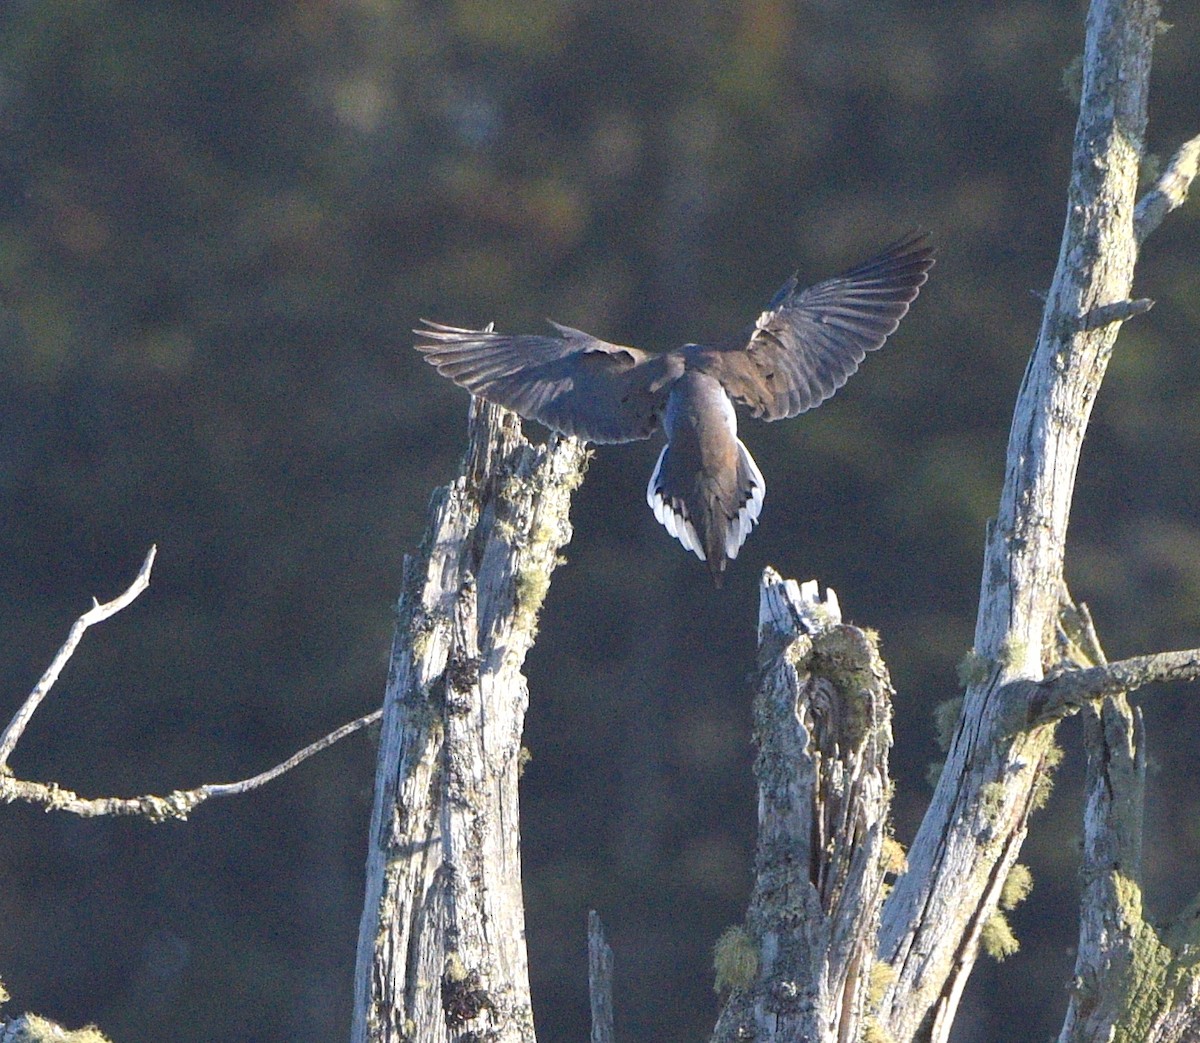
[416, 232, 933, 586]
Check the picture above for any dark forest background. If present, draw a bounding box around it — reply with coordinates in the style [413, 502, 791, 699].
[1, 2, 1197, 1041]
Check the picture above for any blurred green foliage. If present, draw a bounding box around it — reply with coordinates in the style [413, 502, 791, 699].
[0, 2, 1197, 1041]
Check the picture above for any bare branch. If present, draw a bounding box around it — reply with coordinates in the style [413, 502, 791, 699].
[588, 911, 615, 1043]
[1024, 647, 1200, 725]
[200, 708, 382, 797]
[1135, 132, 1200, 244]
[0, 540, 379, 819]
[0, 774, 205, 821]
[0, 708, 382, 821]
[0, 545, 157, 771]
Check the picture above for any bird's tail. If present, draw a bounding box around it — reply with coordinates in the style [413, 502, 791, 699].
[647, 439, 765, 585]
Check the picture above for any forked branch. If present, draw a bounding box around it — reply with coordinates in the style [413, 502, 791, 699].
[1, 546, 382, 821]
[0, 545, 157, 770]
[0, 708, 382, 821]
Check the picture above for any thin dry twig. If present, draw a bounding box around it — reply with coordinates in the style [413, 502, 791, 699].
[0, 708, 382, 821]
[0, 545, 158, 771]
[201, 707, 383, 798]
[1, 544, 381, 821]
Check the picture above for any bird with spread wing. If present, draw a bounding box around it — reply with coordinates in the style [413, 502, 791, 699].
[416, 232, 934, 586]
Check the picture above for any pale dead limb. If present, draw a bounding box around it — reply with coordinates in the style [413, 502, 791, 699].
[201, 707, 382, 797]
[0, 708, 382, 821]
[1135, 132, 1200, 244]
[0, 542, 382, 821]
[1020, 647, 1200, 725]
[0, 545, 157, 771]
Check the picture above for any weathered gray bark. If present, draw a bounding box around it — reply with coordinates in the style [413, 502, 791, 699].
[1054, 598, 1200, 1043]
[711, 575, 893, 1043]
[351, 401, 588, 1043]
[707, 4, 1200, 1040]
[875, 2, 1178, 1039]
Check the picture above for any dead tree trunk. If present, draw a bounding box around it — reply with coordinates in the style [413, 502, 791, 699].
[876, 0, 1158, 1034]
[351, 401, 588, 1043]
[354, 1, 1200, 1040]
[875, 1, 1193, 1038]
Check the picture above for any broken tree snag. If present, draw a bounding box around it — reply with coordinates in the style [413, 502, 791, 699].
[351, 400, 589, 1043]
[712, 570, 893, 1043]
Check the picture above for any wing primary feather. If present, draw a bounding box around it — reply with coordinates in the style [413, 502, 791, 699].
[683, 232, 934, 421]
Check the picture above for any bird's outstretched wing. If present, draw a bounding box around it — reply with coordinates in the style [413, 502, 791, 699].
[684, 232, 934, 421]
[415, 320, 676, 443]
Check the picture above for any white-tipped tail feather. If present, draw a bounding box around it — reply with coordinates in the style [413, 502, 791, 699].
[648, 446, 706, 559]
[646, 439, 765, 563]
[728, 440, 765, 557]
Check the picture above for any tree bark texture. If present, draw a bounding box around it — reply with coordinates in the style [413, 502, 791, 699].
[1055, 603, 1200, 1043]
[877, 2, 1164, 1038]
[712, 575, 893, 1043]
[351, 401, 588, 1043]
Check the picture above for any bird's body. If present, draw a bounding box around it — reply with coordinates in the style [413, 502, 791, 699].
[648, 371, 764, 584]
[416, 233, 933, 584]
